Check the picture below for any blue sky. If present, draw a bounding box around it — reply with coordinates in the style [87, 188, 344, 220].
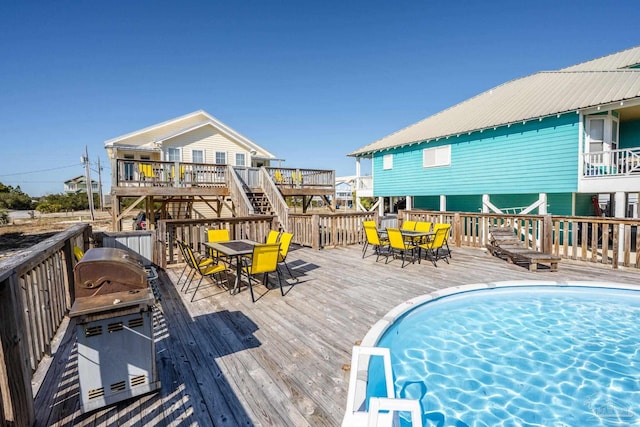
[1, 1, 639, 196]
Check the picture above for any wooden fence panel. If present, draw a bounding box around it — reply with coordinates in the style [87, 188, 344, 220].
[0, 223, 89, 427]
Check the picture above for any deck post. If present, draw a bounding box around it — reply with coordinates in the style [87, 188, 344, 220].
[0, 274, 35, 427]
[312, 214, 320, 250]
[542, 215, 553, 254]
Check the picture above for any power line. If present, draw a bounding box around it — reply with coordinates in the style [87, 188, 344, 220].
[0, 164, 80, 177]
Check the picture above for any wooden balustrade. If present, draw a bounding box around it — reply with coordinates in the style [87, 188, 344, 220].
[401, 210, 640, 269]
[0, 223, 91, 427]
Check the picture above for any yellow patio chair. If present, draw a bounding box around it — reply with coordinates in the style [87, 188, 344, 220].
[401, 220, 417, 231]
[169, 165, 186, 181]
[413, 221, 433, 244]
[419, 224, 451, 267]
[363, 223, 389, 261]
[206, 228, 231, 265]
[139, 163, 155, 180]
[73, 246, 84, 261]
[386, 227, 417, 267]
[241, 243, 283, 302]
[432, 223, 452, 258]
[277, 232, 298, 281]
[274, 170, 284, 183]
[266, 229, 281, 244]
[181, 241, 226, 302]
[176, 240, 215, 293]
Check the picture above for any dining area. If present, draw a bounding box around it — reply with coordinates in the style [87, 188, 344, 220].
[362, 219, 452, 268]
[176, 227, 299, 303]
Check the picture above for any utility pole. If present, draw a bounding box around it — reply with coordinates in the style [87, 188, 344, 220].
[82, 145, 95, 221]
[96, 157, 104, 211]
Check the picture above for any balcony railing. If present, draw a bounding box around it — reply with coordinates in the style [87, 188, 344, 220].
[265, 167, 334, 191]
[114, 159, 229, 188]
[583, 148, 640, 177]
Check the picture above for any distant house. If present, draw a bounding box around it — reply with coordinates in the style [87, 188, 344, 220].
[349, 46, 640, 219]
[335, 176, 355, 208]
[64, 175, 98, 194]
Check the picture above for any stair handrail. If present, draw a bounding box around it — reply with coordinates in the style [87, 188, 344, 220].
[259, 167, 289, 231]
[228, 166, 255, 216]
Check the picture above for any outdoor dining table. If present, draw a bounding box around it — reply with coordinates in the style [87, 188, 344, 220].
[203, 239, 258, 295]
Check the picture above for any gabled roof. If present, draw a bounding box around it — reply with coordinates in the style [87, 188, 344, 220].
[105, 110, 276, 158]
[349, 46, 640, 157]
[64, 175, 96, 184]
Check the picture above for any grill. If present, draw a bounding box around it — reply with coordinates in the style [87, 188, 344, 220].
[69, 247, 161, 413]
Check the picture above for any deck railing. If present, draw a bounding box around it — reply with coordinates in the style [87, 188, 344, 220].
[288, 212, 377, 249]
[228, 168, 255, 217]
[260, 167, 289, 231]
[401, 210, 640, 269]
[265, 167, 334, 190]
[582, 148, 640, 177]
[114, 159, 229, 188]
[0, 223, 91, 427]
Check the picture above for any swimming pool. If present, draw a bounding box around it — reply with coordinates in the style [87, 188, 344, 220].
[362, 281, 640, 427]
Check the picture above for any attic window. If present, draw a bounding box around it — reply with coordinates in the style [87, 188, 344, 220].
[423, 146, 451, 168]
[383, 154, 393, 170]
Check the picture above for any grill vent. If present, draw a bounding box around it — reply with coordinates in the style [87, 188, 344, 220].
[110, 381, 126, 392]
[128, 317, 144, 328]
[85, 326, 102, 337]
[88, 387, 104, 400]
[131, 375, 147, 387]
[108, 322, 124, 333]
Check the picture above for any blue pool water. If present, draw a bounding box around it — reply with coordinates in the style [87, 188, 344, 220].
[366, 286, 640, 427]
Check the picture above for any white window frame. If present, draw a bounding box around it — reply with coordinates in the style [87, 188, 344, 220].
[192, 149, 204, 164]
[235, 153, 246, 167]
[167, 147, 181, 162]
[423, 145, 451, 168]
[215, 151, 226, 165]
[383, 154, 393, 170]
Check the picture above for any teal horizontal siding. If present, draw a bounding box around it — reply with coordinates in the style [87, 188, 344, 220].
[373, 114, 579, 196]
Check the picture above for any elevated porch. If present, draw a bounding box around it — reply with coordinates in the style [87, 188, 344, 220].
[110, 160, 335, 231]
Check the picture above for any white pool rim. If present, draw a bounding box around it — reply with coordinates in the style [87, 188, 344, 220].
[360, 280, 640, 348]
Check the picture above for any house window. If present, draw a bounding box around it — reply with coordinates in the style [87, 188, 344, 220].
[215, 151, 226, 164]
[192, 150, 204, 164]
[383, 154, 393, 170]
[124, 154, 134, 181]
[587, 118, 605, 153]
[423, 145, 451, 168]
[167, 148, 180, 162]
[586, 115, 619, 153]
[236, 153, 246, 167]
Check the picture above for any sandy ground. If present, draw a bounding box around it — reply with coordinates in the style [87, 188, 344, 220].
[0, 210, 113, 261]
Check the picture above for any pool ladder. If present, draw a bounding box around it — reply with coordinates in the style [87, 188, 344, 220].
[342, 346, 423, 427]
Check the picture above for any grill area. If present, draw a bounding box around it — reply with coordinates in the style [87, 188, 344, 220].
[69, 247, 161, 413]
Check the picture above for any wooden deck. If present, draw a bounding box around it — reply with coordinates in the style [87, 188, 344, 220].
[34, 245, 640, 426]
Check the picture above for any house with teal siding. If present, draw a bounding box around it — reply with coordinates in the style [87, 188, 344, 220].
[348, 46, 640, 219]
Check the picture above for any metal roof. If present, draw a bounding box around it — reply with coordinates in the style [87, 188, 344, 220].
[349, 46, 640, 157]
[561, 46, 640, 71]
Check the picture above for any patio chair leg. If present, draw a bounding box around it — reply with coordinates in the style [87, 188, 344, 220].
[190, 276, 204, 302]
[276, 269, 285, 296]
[283, 261, 298, 281]
[362, 241, 369, 258]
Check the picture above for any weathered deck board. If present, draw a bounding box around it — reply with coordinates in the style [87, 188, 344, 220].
[34, 244, 640, 426]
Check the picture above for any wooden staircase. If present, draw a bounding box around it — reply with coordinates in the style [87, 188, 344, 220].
[246, 192, 274, 215]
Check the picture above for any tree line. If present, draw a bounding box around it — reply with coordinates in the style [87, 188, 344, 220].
[0, 182, 97, 216]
